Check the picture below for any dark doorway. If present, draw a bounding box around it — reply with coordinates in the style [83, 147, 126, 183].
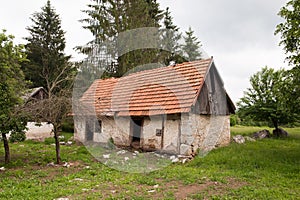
[86, 120, 94, 141]
[130, 118, 143, 148]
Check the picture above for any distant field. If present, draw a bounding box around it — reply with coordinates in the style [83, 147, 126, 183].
[0, 127, 299, 199]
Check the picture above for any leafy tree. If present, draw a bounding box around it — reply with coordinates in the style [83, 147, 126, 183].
[25, 92, 71, 164]
[0, 30, 27, 164]
[182, 27, 202, 61]
[23, 0, 74, 97]
[160, 7, 183, 65]
[275, 0, 300, 118]
[275, 0, 300, 67]
[237, 67, 298, 130]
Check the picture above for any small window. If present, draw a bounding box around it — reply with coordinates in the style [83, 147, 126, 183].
[156, 129, 162, 136]
[94, 120, 102, 133]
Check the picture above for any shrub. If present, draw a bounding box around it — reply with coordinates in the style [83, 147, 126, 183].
[61, 117, 74, 133]
[9, 131, 26, 142]
[230, 115, 237, 126]
[107, 137, 115, 149]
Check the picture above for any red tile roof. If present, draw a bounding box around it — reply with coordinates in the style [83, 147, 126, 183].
[81, 58, 213, 116]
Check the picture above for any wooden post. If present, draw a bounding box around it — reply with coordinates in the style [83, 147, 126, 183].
[161, 115, 165, 149]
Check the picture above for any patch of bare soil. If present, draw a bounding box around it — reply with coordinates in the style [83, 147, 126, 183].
[134, 177, 248, 200]
[173, 178, 248, 199]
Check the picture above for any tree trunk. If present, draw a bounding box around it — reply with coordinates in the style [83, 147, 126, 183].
[272, 118, 279, 137]
[53, 131, 61, 164]
[272, 118, 278, 130]
[2, 133, 10, 164]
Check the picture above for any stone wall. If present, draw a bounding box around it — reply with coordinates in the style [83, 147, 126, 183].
[141, 116, 163, 150]
[111, 117, 131, 146]
[74, 113, 230, 156]
[74, 116, 131, 146]
[25, 122, 54, 141]
[163, 117, 180, 153]
[74, 116, 86, 142]
[180, 113, 230, 155]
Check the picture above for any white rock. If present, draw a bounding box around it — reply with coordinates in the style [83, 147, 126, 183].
[103, 154, 110, 159]
[170, 155, 176, 160]
[153, 184, 159, 188]
[233, 135, 245, 144]
[117, 150, 126, 155]
[85, 166, 90, 169]
[63, 162, 70, 168]
[134, 151, 139, 154]
[124, 157, 129, 161]
[182, 158, 187, 164]
[58, 135, 65, 139]
[132, 153, 137, 156]
[0, 167, 5, 171]
[171, 158, 179, 163]
[67, 141, 72, 145]
[59, 141, 66, 145]
[47, 162, 55, 167]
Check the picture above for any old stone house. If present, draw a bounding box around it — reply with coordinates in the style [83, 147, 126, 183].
[24, 87, 53, 141]
[74, 58, 235, 155]
[23, 87, 48, 101]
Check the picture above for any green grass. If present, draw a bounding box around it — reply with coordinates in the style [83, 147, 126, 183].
[0, 127, 299, 199]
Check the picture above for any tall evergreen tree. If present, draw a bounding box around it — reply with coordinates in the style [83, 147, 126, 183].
[160, 7, 183, 65]
[80, 0, 164, 77]
[23, 0, 74, 97]
[182, 27, 202, 61]
[22, 0, 76, 164]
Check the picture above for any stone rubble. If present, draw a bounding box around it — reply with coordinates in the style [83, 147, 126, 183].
[103, 154, 110, 159]
[232, 135, 246, 144]
[253, 129, 270, 139]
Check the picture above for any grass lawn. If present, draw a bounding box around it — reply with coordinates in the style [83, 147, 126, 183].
[0, 127, 299, 199]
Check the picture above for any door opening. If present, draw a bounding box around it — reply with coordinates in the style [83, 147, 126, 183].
[86, 120, 94, 141]
[130, 118, 143, 148]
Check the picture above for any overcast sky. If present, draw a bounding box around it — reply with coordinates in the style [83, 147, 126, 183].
[0, 0, 290, 103]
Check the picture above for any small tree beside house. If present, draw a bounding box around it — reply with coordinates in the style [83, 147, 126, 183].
[0, 30, 28, 164]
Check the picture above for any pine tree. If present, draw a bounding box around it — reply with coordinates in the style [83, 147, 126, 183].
[160, 7, 183, 65]
[182, 27, 202, 61]
[80, 0, 164, 77]
[23, 0, 74, 97]
[22, 0, 75, 164]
